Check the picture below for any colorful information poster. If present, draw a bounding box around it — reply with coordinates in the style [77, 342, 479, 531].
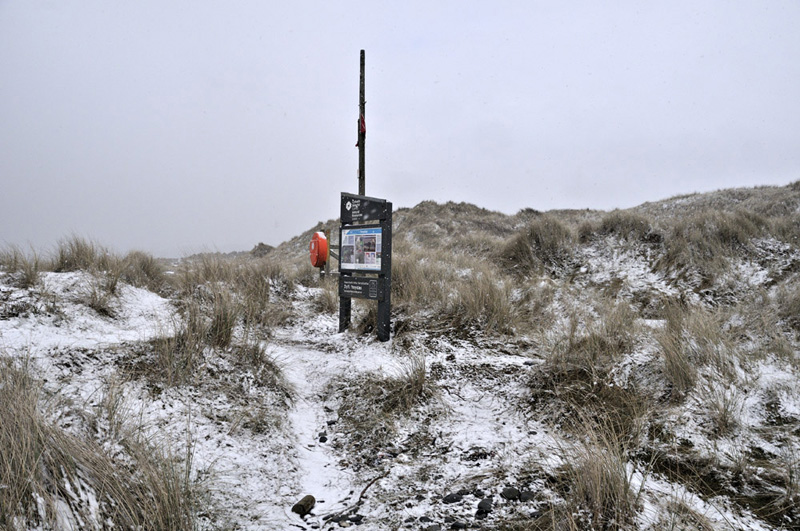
[340, 226, 382, 271]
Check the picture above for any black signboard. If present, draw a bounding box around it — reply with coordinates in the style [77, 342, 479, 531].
[338, 192, 392, 341]
[339, 276, 386, 301]
[341, 192, 390, 224]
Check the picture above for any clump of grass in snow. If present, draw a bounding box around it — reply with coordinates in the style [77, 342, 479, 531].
[289, 260, 321, 288]
[207, 289, 239, 348]
[702, 381, 743, 437]
[656, 209, 768, 285]
[777, 446, 800, 514]
[79, 253, 137, 317]
[718, 288, 789, 361]
[598, 210, 654, 241]
[97, 374, 128, 439]
[132, 254, 297, 388]
[4, 238, 165, 297]
[442, 266, 517, 334]
[177, 255, 293, 335]
[121, 250, 166, 293]
[0, 356, 201, 530]
[312, 276, 339, 314]
[690, 304, 739, 368]
[234, 341, 293, 399]
[499, 215, 574, 277]
[390, 242, 521, 336]
[0, 245, 42, 288]
[777, 280, 800, 333]
[143, 277, 292, 389]
[52, 235, 105, 272]
[390, 243, 453, 316]
[579, 209, 659, 243]
[228, 341, 293, 433]
[652, 498, 715, 530]
[772, 213, 800, 247]
[148, 302, 209, 387]
[177, 253, 237, 290]
[554, 301, 639, 365]
[237, 259, 279, 322]
[333, 356, 431, 467]
[559, 419, 640, 529]
[522, 414, 642, 531]
[12, 238, 168, 315]
[0, 245, 22, 271]
[514, 280, 556, 335]
[656, 301, 698, 399]
[529, 302, 649, 444]
[351, 298, 379, 335]
[83, 275, 118, 317]
[446, 231, 506, 259]
[656, 303, 741, 401]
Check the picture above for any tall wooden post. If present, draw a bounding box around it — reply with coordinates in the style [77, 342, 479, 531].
[341, 50, 366, 332]
[358, 49, 366, 196]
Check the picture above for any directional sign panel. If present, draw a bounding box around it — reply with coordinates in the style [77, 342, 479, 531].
[339, 276, 386, 301]
[341, 193, 389, 224]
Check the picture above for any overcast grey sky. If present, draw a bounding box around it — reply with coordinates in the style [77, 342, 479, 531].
[2, 1, 799, 257]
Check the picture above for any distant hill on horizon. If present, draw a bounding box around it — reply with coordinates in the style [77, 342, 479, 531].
[269, 180, 800, 260]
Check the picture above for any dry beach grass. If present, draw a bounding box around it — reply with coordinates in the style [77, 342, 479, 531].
[1, 182, 799, 529]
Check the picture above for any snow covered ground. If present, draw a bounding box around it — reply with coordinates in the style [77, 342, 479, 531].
[2, 217, 799, 529]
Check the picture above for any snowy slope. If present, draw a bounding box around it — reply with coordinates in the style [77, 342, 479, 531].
[2, 185, 800, 530]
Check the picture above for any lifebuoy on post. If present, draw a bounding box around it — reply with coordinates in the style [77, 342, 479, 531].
[309, 232, 329, 268]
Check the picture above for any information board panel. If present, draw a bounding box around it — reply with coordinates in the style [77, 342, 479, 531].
[339, 226, 382, 272]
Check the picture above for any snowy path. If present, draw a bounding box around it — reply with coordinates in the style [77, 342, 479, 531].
[270, 339, 398, 528]
[279, 346, 357, 526]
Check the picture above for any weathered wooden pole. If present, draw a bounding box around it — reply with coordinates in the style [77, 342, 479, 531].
[341, 50, 366, 332]
[358, 49, 366, 196]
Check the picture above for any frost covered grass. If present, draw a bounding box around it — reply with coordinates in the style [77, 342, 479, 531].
[0, 245, 42, 288]
[0, 236, 167, 298]
[0, 356, 201, 530]
[655, 301, 697, 398]
[579, 209, 658, 244]
[391, 243, 452, 311]
[207, 289, 239, 348]
[442, 265, 517, 334]
[233, 341, 293, 401]
[123, 250, 168, 292]
[528, 301, 650, 446]
[1, 249, 298, 527]
[777, 280, 800, 333]
[330, 355, 432, 469]
[653, 300, 747, 403]
[553, 420, 641, 530]
[126, 272, 292, 389]
[146, 310, 208, 387]
[116, 252, 297, 388]
[2, 181, 800, 529]
[311, 275, 339, 314]
[52, 235, 107, 273]
[654, 209, 769, 286]
[384, 241, 521, 335]
[175, 253, 294, 336]
[499, 214, 574, 277]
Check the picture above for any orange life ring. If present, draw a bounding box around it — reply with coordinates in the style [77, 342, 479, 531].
[309, 232, 329, 268]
